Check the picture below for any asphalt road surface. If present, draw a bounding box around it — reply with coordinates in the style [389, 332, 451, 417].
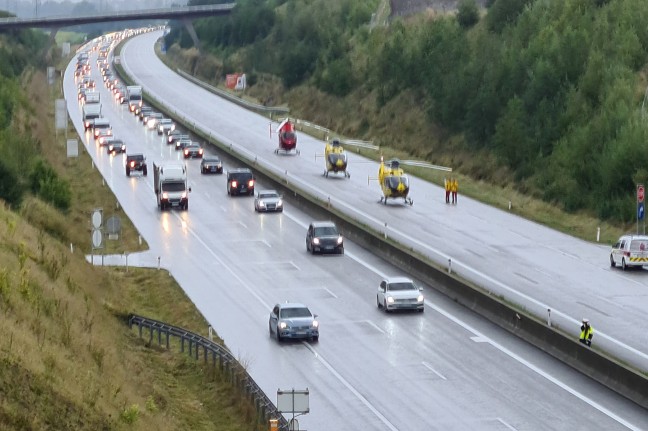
[63, 33, 648, 430]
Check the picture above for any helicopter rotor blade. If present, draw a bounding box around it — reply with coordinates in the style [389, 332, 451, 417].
[401, 160, 452, 172]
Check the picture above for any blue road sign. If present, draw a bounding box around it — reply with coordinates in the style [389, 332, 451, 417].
[639, 202, 645, 220]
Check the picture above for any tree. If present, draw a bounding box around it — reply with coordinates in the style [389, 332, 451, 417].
[457, 0, 480, 29]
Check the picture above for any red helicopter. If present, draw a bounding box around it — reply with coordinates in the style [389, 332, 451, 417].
[273, 119, 300, 155]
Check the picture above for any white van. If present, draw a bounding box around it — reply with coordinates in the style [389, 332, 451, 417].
[610, 235, 648, 270]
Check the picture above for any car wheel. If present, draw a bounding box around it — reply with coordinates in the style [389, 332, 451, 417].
[275, 327, 282, 342]
[311, 336, 319, 342]
[377, 296, 382, 308]
[184, 202, 189, 211]
[142, 166, 147, 176]
[384, 300, 390, 313]
[610, 255, 616, 268]
[268, 322, 273, 337]
[622, 258, 627, 271]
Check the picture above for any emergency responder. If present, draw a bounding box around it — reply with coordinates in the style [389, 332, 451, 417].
[444, 178, 450, 204]
[451, 178, 458, 204]
[579, 318, 594, 347]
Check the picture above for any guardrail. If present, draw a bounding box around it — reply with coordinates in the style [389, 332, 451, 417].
[128, 314, 289, 430]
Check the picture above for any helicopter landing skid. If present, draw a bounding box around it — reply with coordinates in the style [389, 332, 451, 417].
[275, 148, 300, 155]
[405, 197, 413, 206]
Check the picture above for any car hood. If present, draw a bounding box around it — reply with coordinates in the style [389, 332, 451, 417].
[386, 290, 421, 300]
[281, 317, 314, 326]
[259, 197, 281, 204]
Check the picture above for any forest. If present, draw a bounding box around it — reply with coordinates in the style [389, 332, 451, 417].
[164, 0, 648, 222]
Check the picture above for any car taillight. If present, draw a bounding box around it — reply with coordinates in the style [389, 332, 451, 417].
[231, 181, 238, 188]
[248, 180, 254, 187]
[199, 149, 203, 154]
[130, 161, 135, 167]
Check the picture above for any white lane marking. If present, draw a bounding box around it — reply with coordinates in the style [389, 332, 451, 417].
[323, 287, 338, 299]
[238, 221, 247, 229]
[302, 342, 399, 431]
[496, 418, 519, 431]
[364, 320, 386, 334]
[421, 361, 447, 380]
[289, 261, 300, 271]
[337, 227, 642, 430]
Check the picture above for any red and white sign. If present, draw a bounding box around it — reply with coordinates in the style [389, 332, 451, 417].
[638, 184, 645, 203]
[225, 73, 246, 90]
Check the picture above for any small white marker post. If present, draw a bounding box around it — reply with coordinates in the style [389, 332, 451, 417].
[547, 308, 552, 327]
[448, 258, 452, 274]
[596, 227, 600, 242]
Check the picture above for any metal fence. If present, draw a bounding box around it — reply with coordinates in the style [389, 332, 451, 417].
[128, 314, 289, 430]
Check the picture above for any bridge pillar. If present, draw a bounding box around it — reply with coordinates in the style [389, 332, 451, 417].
[45, 26, 60, 62]
[181, 18, 202, 53]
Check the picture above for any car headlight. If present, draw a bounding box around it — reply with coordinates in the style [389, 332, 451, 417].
[181, 192, 187, 199]
[162, 192, 168, 199]
[417, 295, 424, 302]
[108, 145, 113, 150]
[279, 322, 287, 329]
[312, 320, 319, 328]
[337, 236, 343, 244]
[313, 238, 320, 245]
[386, 296, 394, 304]
[258, 201, 265, 207]
[277, 200, 283, 207]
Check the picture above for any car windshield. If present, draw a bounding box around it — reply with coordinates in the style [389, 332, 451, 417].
[230, 173, 252, 181]
[204, 158, 220, 163]
[260, 193, 278, 199]
[161, 182, 185, 192]
[280, 307, 312, 319]
[388, 282, 416, 291]
[128, 156, 143, 161]
[314, 226, 338, 236]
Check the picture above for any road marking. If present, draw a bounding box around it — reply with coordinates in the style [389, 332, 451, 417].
[421, 361, 447, 380]
[496, 418, 519, 431]
[323, 287, 338, 299]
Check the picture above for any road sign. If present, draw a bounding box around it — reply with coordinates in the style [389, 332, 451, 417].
[91, 209, 102, 229]
[639, 202, 645, 221]
[92, 229, 103, 248]
[638, 184, 645, 203]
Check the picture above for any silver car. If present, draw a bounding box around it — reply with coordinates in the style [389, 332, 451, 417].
[269, 302, 319, 342]
[377, 277, 424, 312]
[254, 190, 283, 212]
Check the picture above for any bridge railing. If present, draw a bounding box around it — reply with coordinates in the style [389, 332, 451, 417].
[128, 314, 289, 430]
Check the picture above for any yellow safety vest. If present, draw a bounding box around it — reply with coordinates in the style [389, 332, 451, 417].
[451, 181, 458, 193]
[580, 325, 594, 341]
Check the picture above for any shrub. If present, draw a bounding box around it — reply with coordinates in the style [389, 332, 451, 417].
[457, 0, 480, 29]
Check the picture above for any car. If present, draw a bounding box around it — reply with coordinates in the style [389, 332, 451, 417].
[254, 190, 283, 212]
[168, 130, 189, 145]
[146, 112, 163, 129]
[96, 129, 114, 145]
[183, 143, 203, 158]
[227, 168, 255, 196]
[157, 118, 175, 135]
[137, 106, 152, 119]
[107, 139, 126, 154]
[306, 221, 343, 254]
[376, 277, 424, 312]
[268, 302, 319, 342]
[125, 153, 147, 177]
[200, 156, 223, 174]
[175, 138, 192, 151]
[610, 234, 648, 270]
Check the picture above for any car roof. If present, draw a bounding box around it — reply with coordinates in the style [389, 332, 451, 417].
[259, 190, 278, 195]
[127, 153, 144, 158]
[186, 142, 201, 147]
[384, 276, 414, 284]
[311, 221, 336, 228]
[159, 118, 173, 123]
[229, 168, 252, 173]
[277, 302, 309, 310]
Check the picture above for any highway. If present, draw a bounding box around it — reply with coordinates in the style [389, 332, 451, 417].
[63, 33, 648, 430]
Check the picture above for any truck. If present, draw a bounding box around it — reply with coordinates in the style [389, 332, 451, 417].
[127, 85, 143, 112]
[153, 162, 190, 211]
[83, 103, 102, 130]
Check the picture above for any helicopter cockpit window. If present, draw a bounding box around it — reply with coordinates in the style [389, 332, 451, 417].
[283, 131, 296, 140]
[384, 175, 409, 190]
[314, 226, 338, 236]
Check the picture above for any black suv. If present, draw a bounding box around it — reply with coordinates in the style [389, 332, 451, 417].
[125, 154, 147, 176]
[227, 168, 255, 196]
[306, 221, 344, 255]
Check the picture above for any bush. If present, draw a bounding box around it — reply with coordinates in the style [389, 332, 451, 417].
[0, 160, 24, 206]
[457, 0, 480, 29]
[29, 159, 71, 211]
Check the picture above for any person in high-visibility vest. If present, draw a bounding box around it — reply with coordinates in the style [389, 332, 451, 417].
[579, 318, 594, 347]
[451, 178, 458, 204]
[444, 178, 450, 204]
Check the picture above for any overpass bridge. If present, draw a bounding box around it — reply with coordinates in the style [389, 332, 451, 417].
[0, 3, 236, 51]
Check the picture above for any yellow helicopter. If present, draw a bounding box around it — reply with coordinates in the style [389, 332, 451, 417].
[370, 157, 452, 205]
[316, 138, 379, 178]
